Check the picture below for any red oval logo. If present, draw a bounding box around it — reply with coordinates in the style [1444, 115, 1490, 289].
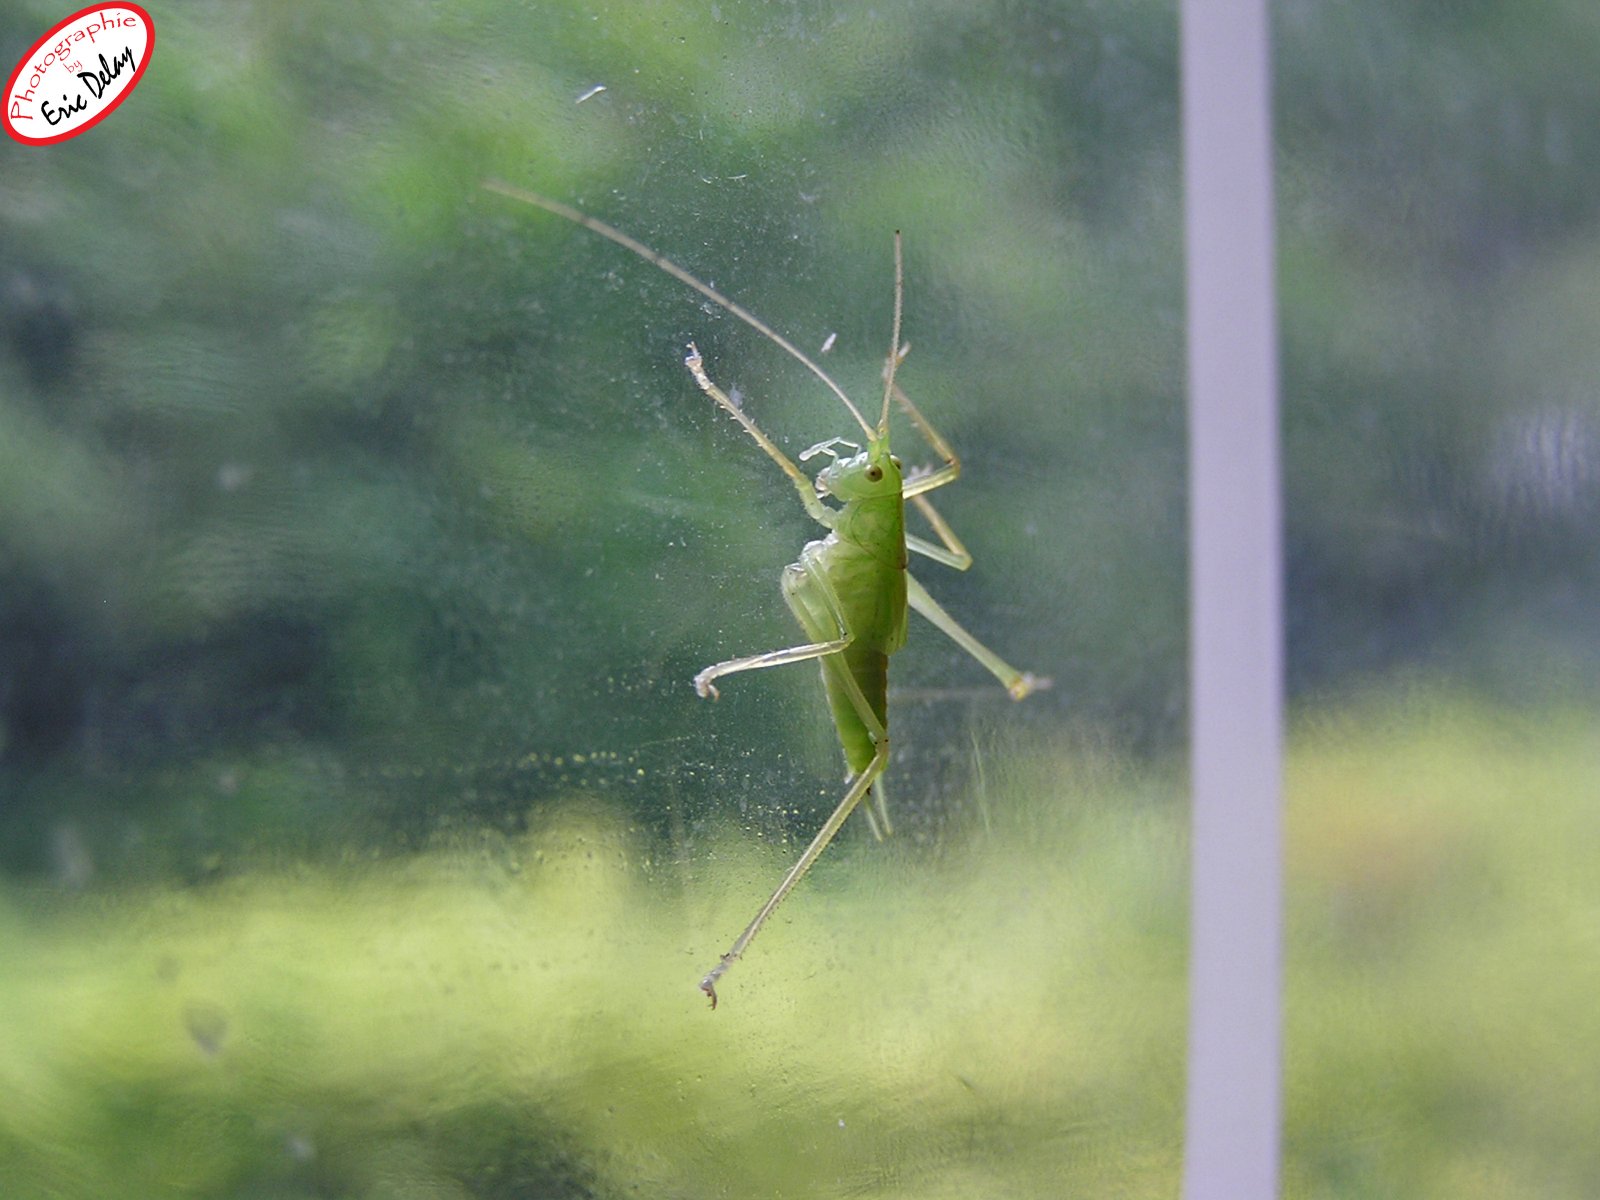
[4, 4, 154, 146]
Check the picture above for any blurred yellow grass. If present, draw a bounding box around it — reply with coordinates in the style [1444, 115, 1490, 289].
[2, 690, 1596, 1198]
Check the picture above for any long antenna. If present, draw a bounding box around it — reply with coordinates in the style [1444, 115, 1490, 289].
[483, 181, 876, 438]
[879, 231, 904, 437]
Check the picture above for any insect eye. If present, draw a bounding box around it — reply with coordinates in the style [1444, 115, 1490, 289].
[865, 465, 883, 482]
[890, 455, 903, 469]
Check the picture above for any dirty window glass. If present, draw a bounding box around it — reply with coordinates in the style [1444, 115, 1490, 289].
[6, 1, 1596, 1197]
[1, 3, 1185, 1196]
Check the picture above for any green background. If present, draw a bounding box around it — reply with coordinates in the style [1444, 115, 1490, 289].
[2, 1, 1597, 1196]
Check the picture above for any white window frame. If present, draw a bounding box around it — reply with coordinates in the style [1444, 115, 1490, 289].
[1180, 3, 1283, 1197]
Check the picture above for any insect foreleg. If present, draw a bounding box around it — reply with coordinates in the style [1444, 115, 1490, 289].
[905, 572, 1052, 700]
[905, 495, 975, 571]
[876, 365, 973, 567]
[887, 375, 964, 500]
[685, 344, 836, 531]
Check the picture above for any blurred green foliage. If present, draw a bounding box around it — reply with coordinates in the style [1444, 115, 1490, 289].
[2, 0, 1599, 1195]
[1275, 2, 1600, 692]
[5, 0, 1591, 868]
[1, 0, 1187, 871]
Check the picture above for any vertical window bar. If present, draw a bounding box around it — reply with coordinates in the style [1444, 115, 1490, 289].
[1180, 2, 1284, 1198]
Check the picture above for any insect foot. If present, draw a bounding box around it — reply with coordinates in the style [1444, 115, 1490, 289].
[700, 955, 735, 1009]
[1009, 672, 1054, 701]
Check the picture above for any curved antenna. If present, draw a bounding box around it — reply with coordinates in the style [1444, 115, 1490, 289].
[879, 231, 904, 438]
[484, 181, 876, 438]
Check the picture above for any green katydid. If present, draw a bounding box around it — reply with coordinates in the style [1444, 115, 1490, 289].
[483, 181, 1050, 1007]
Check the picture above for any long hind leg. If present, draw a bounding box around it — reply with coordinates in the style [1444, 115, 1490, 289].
[699, 557, 890, 1008]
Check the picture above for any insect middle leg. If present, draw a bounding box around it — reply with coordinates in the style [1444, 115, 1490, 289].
[906, 572, 1051, 699]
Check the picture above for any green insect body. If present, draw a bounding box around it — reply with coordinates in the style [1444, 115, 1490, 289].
[803, 443, 908, 777]
[484, 181, 1049, 1008]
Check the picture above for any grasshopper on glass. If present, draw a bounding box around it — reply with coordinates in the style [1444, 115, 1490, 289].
[484, 182, 1050, 1007]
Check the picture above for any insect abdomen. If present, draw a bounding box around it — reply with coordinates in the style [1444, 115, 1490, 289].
[824, 644, 887, 777]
